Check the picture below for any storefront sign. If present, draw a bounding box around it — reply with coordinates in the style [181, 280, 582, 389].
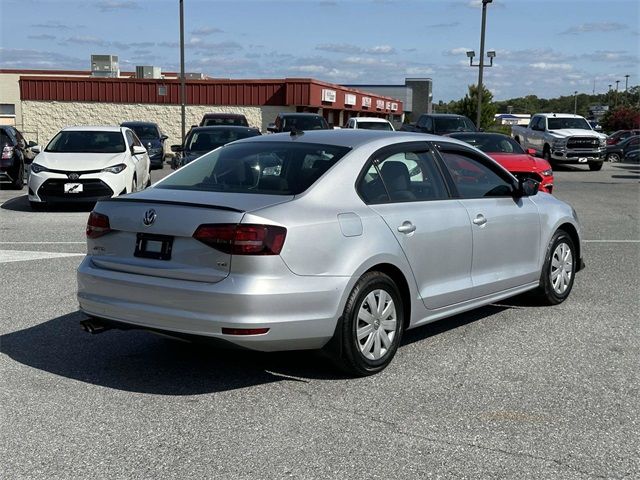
[321, 89, 336, 103]
[344, 93, 356, 106]
[386, 101, 391, 110]
[362, 96, 372, 108]
[390, 102, 398, 111]
[376, 99, 385, 109]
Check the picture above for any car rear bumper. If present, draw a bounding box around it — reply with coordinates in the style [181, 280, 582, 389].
[77, 256, 349, 351]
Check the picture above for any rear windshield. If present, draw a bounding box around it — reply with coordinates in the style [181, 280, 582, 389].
[46, 131, 126, 153]
[156, 141, 351, 195]
[186, 129, 260, 152]
[203, 117, 247, 126]
[126, 125, 159, 140]
[282, 116, 327, 132]
[434, 117, 476, 134]
[357, 121, 393, 131]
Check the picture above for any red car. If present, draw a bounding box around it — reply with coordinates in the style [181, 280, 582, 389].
[449, 132, 554, 193]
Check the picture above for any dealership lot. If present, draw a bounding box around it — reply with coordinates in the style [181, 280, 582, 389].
[1, 163, 638, 478]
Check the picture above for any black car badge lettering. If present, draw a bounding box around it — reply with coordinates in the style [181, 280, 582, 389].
[143, 209, 157, 226]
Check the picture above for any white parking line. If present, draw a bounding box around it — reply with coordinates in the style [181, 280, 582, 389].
[0, 250, 84, 264]
[583, 240, 640, 243]
[0, 241, 85, 244]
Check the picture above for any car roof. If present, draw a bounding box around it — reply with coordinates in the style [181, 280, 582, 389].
[279, 113, 323, 117]
[537, 113, 584, 118]
[120, 121, 159, 127]
[449, 132, 510, 139]
[426, 114, 469, 118]
[61, 126, 123, 132]
[353, 117, 391, 122]
[231, 128, 470, 149]
[189, 126, 258, 133]
[202, 113, 245, 118]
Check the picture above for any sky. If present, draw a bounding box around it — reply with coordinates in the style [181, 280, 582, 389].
[0, 0, 638, 102]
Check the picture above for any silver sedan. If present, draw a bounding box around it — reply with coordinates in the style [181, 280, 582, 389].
[77, 130, 584, 376]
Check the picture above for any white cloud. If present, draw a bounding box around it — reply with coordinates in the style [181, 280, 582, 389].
[529, 62, 573, 71]
[444, 47, 473, 56]
[561, 22, 628, 35]
[316, 43, 396, 55]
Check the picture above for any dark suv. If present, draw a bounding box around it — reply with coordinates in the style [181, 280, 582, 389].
[401, 113, 477, 136]
[267, 113, 330, 133]
[1, 126, 37, 189]
[120, 121, 168, 169]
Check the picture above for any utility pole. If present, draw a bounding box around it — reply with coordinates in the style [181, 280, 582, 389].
[179, 0, 186, 145]
[574, 91, 578, 114]
[624, 74, 630, 104]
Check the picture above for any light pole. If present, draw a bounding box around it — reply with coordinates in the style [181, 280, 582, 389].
[624, 74, 630, 104]
[179, 0, 186, 145]
[574, 91, 578, 114]
[470, 0, 493, 129]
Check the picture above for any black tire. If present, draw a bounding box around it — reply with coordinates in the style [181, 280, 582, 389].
[533, 230, 576, 305]
[589, 162, 603, 171]
[10, 160, 24, 190]
[543, 146, 552, 164]
[29, 201, 45, 211]
[330, 271, 405, 376]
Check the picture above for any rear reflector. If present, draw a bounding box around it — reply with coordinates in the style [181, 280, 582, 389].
[86, 211, 112, 239]
[2, 145, 14, 160]
[193, 223, 286, 255]
[221, 327, 270, 336]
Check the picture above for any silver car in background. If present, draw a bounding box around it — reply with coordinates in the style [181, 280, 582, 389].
[77, 130, 584, 376]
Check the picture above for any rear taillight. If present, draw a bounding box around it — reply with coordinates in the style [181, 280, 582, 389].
[2, 145, 14, 160]
[193, 223, 286, 255]
[606, 139, 615, 145]
[86, 212, 112, 239]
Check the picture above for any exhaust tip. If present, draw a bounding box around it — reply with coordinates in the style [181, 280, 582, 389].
[80, 318, 110, 334]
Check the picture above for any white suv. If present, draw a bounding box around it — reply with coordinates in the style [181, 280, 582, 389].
[28, 126, 151, 209]
[345, 117, 395, 131]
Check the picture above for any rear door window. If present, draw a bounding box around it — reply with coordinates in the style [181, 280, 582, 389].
[358, 147, 449, 204]
[156, 141, 350, 195]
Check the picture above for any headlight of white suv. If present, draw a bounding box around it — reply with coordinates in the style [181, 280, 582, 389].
[102, 164, 127, 174]
[31, 163, 49, 173]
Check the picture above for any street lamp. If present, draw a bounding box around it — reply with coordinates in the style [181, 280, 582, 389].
[467, 0, 493, 129]
[574, 91, 578, 114]
[179, 0, 186, 145]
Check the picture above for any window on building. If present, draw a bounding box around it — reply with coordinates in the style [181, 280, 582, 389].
[0, 104, 16, 116]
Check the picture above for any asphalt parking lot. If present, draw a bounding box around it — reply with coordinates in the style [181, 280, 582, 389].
[1, 162, 638, 479]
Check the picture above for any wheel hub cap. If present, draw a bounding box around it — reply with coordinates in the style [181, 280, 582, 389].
[551, 242, 573, 295]
[356, 289, 397, 361]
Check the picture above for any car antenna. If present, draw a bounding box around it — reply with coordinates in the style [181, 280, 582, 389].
[290, 128, 305, 137]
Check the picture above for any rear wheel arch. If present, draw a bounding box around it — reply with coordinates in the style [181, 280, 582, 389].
[365, 263, 412, 330]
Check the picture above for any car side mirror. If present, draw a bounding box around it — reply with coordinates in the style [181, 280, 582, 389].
[267, 123, 277, 133]
[170, 144, 183, 153]
[517, 177, 539, 197]
[160, 135, 168, 141]
[28, 140, 37, 147]
[132, 145, 147, 155]
[527, 148, 536, 155]
[30, 145, 41, 154]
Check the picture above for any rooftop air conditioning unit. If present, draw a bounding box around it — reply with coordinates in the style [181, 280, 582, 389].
[136, 66, 162, 79]
[91, 55, 119, 78]
[185, 72, 207, 80]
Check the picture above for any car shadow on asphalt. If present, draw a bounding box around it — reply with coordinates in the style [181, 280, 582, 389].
[1, 303, 519, 394]
[1, 195, 94, 213]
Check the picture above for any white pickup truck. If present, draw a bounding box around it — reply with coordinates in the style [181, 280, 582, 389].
[511, 113, 606, 171]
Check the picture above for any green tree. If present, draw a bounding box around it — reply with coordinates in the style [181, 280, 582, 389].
[453, 84, 497, 130]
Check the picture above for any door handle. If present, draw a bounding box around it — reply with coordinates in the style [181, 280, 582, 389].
[397, 221, 416, 234]
[473, 214, 487, 226]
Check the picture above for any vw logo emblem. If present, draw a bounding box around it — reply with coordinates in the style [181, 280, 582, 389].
[67, 173, 79, 180]
[143, 209, 157, 226]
